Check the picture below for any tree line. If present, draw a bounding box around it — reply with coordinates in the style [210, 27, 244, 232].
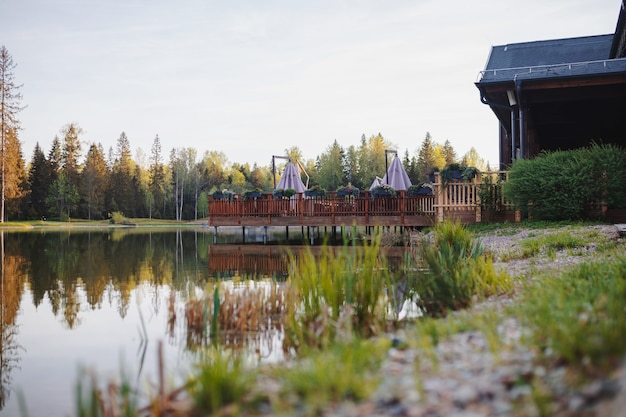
[0, 46, 488, 222]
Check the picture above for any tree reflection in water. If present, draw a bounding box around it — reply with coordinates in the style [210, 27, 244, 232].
[0, 227, 410, 415]
[1, 231, 26, 411]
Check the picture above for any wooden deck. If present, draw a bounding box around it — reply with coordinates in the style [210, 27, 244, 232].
[208, 173, 511, 228]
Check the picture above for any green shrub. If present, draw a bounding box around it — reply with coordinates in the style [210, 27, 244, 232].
[503, 143, 626, 220]
[413, 221, 512, 317]
[517, 256, 626, 372]
[109, 211, 128, 224]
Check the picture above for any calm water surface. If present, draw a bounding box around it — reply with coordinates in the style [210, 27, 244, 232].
[0, 227, 410, 417]
[0, 227, 295, 417]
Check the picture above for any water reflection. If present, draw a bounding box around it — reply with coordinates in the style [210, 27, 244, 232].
[0, 228, 411, 416]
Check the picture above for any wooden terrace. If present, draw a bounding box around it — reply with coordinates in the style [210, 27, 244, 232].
[208, 173, 514, 230]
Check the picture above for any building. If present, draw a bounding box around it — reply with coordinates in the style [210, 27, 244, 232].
[476, 2, 626, 169]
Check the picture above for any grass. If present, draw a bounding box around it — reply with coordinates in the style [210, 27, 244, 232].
[188, 347, 254, 415]
[516, 255, 626, 373]
[275, 339, 388, 414]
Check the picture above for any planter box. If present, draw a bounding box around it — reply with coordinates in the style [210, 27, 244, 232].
[213, 193, 233, 200]
[244, 192, 262, 200]
[372, 191, 396, 198]
[305, 190, 324, 197]
[337, 189, 359, 197]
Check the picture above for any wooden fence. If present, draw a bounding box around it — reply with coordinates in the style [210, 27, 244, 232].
[208, 172, 515, 227]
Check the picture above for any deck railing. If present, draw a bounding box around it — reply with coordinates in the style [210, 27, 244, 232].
[209, 171, 513, 226]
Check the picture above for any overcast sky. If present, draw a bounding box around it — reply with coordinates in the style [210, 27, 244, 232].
[1, 0, 621, 168]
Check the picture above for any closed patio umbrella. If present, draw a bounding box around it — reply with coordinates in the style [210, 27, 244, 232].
[276, 162, 306, 193]
[381, 156, 412, 191]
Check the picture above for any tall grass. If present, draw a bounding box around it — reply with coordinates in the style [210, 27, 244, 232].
[516, 255, 626, 372]
[276, 339, 387, 414]
[188, 347, 254, 415]
[412, 221, 512, 317]
[283, 235, 394, 352]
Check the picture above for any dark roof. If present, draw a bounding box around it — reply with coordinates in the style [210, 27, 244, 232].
[477, 34, 626, 84]
[485, 34, 614, 70]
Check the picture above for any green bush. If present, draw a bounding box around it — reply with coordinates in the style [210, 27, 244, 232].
[109, 211, 128, 224]
[413, 221, 512, 317]
[503, 143, 626, 220]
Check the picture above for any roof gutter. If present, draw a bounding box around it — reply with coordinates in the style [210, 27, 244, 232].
[479, 88, 518, 164]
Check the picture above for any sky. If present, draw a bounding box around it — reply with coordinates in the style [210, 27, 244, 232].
[1, 0, 622, 169]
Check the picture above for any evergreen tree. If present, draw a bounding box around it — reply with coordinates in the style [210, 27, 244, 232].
[48, 136, 62, 174]
[108, 132, 134, 216]
[45, 171, 79, 220]
[60, 123, 83, 190]
[149, 135, 166, 218]
[315, 140, 345, 191]
[27, 143, 50, 219]
[0, 46, 25, 221]
[343, 145, 360, 189]
[80, 143, 108, 219]
[416, 132, 439, 182]
[442, 140, 457, 166]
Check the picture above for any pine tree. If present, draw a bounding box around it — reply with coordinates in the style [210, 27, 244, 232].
[442, 140, 457, 166]
[0, 46, 25, 222]
[60, 123, 83, 189]
[27, 143, 50, 219]
[80, 143, 108, 219]
[416, 132, 438, 182]
[149, 135, 165, 218]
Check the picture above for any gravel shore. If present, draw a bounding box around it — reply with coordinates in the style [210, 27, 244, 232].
[336, 224, 626, 417]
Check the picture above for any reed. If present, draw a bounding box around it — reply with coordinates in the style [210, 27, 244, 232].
[184, 282, 287, 351]
[412, 221, 512, 317]
[283, 234, 395, 352]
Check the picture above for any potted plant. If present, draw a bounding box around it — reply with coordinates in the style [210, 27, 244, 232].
[273, 188, 297, 199]
[407, 183, 433, 196]
[441, 163, 464, 181]
[212, 190, 233, 200]
[371, 184, 397, 197]
[336, 183, 360, 197]
[243, 189, 263, 200]
[462, 166, 480, 181]
[305, 185, 326, 197]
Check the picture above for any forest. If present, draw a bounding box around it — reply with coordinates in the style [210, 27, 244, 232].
[7, 127, 488, 221]
[1, 46, 487, 222]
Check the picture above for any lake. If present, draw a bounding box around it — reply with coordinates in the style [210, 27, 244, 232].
[0, 226, 410, 417]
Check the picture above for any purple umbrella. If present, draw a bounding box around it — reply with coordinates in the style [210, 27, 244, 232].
[276, 162, 306, 193]
[381, 156, 412, 191]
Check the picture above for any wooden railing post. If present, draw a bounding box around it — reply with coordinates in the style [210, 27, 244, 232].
[400, 190, 405, 225]
[434, 172, 444, 223]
